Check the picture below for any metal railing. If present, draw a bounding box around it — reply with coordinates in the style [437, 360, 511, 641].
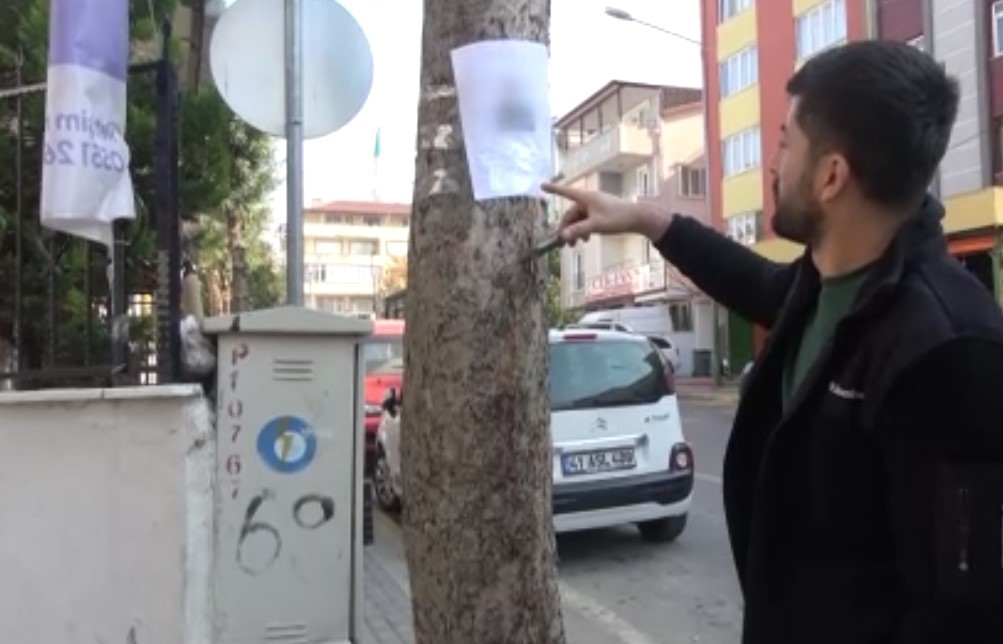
[0, 21, 181, 391]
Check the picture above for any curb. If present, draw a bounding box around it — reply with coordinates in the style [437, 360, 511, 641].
[677, 387, 739, 404]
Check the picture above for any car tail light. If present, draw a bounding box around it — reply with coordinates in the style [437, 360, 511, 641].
[562, 333, 597, 341]
[670, 443, 693, 472]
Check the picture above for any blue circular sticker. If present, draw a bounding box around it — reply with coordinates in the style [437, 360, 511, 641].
[256, 416, 317, 474]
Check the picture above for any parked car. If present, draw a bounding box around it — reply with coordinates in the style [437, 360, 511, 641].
[362, 319, 405, 474]
[565, 321, 681, 374]
[645, 335, 682, 374]
[374, 329, 694, 542]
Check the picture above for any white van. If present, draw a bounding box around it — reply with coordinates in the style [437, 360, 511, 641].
[374, 328, 694, 543]
[578, 306, 671, 338]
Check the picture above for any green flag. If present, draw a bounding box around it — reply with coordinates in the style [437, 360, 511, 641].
[373, 127, 382, 159]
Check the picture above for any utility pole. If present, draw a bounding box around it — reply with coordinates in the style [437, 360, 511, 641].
[401, 1, 566, 642]
[284, 0, 304, 305]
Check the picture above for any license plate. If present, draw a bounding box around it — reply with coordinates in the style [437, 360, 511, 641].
[562, 448, 636, 476]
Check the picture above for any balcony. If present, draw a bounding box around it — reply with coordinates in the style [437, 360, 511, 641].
[305, 282, 376, 297]
[559, 124, 654, 183]
[303, 221, 409, 244]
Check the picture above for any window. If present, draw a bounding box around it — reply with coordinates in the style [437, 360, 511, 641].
[718, 0, 753, 23]
[725, 210, 763, 246]
[599, 171, 625, 196]
[349, 239, 378, 255]
[364, 215, 381, 227]
[995, 117, 1003, 177]
[314, 239, 343, 255]
[994, 1, 1003, 56]
[307, 263, 377, 284]
[324, 213, 347, 224]
[315, 296, 338, 312]
[549, 340, 668, 411]
[362, 338, 404, 376]
[302, 262, 322, 282]
[350, 297, 375, 313]
[386, 241, 408, 257]
[678, 166, 706, 198]
[722, 127, 761, 177]
[669, 302, 693, 333]
[629, 104, 651, 128]
[796, 0, 846, 61]
[636, 165, 651, 197]
[573, 253, 585, 290]
[719, 46, 758, 97]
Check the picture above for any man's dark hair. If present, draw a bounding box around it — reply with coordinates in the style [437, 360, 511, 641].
[786, 40, 959, 209]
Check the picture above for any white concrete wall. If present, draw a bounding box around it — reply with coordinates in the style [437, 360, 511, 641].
[0, 385, 213, 644]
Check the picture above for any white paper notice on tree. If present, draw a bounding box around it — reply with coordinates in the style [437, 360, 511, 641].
[451, 40, 551, 201]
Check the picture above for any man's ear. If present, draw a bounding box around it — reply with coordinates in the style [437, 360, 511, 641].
[817, 153, 851, 203]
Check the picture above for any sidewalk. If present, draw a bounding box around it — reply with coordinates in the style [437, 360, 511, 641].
[675, 377, 740, 405]
[361, 511, 651, 644]
[362, 512, 414, 644]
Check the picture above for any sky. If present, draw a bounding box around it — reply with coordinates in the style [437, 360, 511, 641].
[259, 0, 703, 223]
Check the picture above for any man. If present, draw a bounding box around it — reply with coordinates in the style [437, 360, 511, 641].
[544, 41, 1003, 643]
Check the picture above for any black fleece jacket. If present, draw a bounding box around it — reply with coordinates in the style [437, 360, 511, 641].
[655, 197, 1003, 643]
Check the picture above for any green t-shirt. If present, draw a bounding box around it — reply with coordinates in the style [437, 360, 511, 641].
[782, 264, 873, 409]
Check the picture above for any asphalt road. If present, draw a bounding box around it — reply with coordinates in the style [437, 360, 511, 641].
[556, 397, 742, 644]
[369, 397, 744, 644]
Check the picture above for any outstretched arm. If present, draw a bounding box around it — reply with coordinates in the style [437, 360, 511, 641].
[543, 182, 800, 329]
[654, 212, 799, 329]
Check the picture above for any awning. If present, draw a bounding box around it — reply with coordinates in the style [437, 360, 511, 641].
[948, 234, 995, 256]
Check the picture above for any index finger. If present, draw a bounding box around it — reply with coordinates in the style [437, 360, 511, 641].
[541, 181, 589, 204]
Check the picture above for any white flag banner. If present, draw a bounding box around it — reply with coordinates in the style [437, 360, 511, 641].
[40, 0, 135, 251]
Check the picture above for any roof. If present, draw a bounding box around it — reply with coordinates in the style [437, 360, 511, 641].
[554, 80, 702, 129]
[307, 200, 411, 216]
[202, 306, 374, 336]
[548, 328, 647, 342]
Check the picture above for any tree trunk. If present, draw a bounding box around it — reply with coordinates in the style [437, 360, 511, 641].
[401, 1, 564, 643]
[225, 208, 249, 313]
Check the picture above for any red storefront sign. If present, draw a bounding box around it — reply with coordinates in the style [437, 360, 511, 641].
[585, 261, 666, 303]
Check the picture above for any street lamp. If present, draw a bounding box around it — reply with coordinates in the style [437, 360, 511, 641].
[605, 6, 724, 385]
[604, 6, 703, 47]
[604, 6, 632, 20]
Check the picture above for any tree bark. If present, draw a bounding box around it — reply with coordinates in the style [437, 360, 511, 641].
[401, 1, 564, 643]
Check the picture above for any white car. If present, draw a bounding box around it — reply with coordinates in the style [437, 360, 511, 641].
[645, 335, 682, 374]
[373, 329, 694, 542]
[565, 322, 681, 374]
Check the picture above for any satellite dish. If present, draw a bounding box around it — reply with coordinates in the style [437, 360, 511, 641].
[210, 0, 374, 139]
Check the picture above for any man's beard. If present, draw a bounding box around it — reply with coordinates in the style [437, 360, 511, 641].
[771, 176, 822, 246]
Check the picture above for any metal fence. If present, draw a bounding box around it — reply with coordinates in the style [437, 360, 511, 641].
[0, 21, 181, 391]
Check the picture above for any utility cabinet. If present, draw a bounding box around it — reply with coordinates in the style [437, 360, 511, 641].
[203, 307, 372, 644]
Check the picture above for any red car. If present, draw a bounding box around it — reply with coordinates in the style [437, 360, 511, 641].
[362, 319, 404, 474]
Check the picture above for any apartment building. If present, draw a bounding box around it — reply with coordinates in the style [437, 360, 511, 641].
[553, 81, 716, 375]
[299, 200, 410, 316]
[701, 0, 1003, 364]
